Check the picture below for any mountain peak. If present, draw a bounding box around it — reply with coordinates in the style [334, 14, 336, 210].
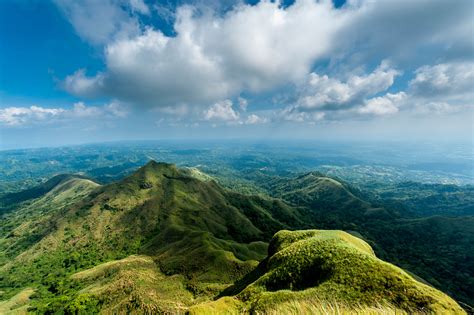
[143, 160, 175, 169]
[130, 160, 178, 180]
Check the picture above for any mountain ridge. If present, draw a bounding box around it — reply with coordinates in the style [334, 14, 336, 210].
[0, 160, 469, 313]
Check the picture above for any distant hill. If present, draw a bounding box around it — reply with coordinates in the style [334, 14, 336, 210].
[372, 181, 474, 217]
[0, 174, 90, 210]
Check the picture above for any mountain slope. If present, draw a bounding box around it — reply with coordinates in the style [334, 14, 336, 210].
[0, 174, 90, 209]
[0, 176, 99, 266]
[263, 172, 395, 225]
[191, 230, 464, 314]
[258, 171, 474, 308]
[0, 161, 469, 313]
[0, 161, 303, 312]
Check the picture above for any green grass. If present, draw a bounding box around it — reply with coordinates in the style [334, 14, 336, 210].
[0, 161, 469, 313]
[213, 230, 465, 314]
[0, 161, 300, 310]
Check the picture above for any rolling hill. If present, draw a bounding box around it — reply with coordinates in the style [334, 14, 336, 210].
[192, 230, 464, 314]
[0, 161, 469, 313]
[256, 171, 474, 308]
[0, 161, 304, 312]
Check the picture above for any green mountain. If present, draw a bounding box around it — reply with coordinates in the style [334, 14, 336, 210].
[192, 230, 463, 314]
[0, 161, 303, 312]
[0, 161, 467, 313]
[258, 171, 474, 308]
[0, 174, 91, 213]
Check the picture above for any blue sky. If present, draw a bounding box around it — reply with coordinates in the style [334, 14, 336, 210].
[0, 0, 473, 149]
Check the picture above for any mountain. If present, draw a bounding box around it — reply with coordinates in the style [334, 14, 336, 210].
[0, 161, 303, 312]
[0, 161, 468, 313]
[191, 230, 463, 314]
[371, 181, 474, 217]
[264, 171, 395, 224]
[0, 175, 99, 266]
[257, 171, 474, 308]
[0, 174, 91, 212]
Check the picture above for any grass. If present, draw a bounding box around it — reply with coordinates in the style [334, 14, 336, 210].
[70, 255, 194, 314]
[0, 287, 34, 314]
[0, 161, 300, 311]
[0, 161, 468, 313]
[215, 230, 465, 314]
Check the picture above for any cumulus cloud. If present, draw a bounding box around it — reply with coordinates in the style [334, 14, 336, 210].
[296, 61, 400, 111]
[56, 0, 473, 125]
[203, 100, 239, 121]
[0, 106, 65, 126]
[54, 0, 143, 45]
[409, 62, 474, 99]
[63, 69, 105, 97]
[358, 92, 406, 116]
[285, 60, 473, 122]
[62, 1, 348, 106]
[129, 0, 150, 15]
[0, 102, 127, 127]
[245, 114, 268, 124]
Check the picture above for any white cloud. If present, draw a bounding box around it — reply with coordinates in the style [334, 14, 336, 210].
[203, 100, 239, 121]
[106, 101, 129, 117]
[0, 106, 65, 126]
[297, 61, 400, 111]
[63, 69, 104, 97]
[63, 1, 348, 106]
[129, 0, 150, 15]
[409, 62, 474, 99]
[57, 0, 473, 122]
[54, 0, 141, 45]
[358, 92, 406, 116]
[0, 102, 127, 127]
[245, 114, 267, 125]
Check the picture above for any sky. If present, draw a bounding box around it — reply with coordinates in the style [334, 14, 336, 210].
[0, 0, 473, 149]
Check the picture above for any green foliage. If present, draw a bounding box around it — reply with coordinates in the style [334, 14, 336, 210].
[0, 160, 471, 313]
[258, 171, 474, 307]
[0, 161, 301, 312]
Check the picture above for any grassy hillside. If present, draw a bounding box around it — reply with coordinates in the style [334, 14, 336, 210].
[191, 230, 464, 314]
[0, 161, 303, 312]
[0, 176, 99, 266]
[256, 171, 474, 307]
[0, 174, 90, 207]
[0, 161, 470, 313]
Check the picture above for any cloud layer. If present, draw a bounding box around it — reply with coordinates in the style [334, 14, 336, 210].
[49, 0, 473, 128]
[0, 102, 126, 127]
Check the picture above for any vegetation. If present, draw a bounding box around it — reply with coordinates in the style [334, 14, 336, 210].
[193, 230, 464, 314]
[255, 171, 474, 307]
[0, 162, 301, 312]
[0, 159, 471, 313]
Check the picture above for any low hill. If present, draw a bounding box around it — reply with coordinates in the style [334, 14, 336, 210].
[0, 176, 99, 266]
[0, 174, 91, 212]
[191, 230, 464, 314]
[372, 181, 474, 217]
